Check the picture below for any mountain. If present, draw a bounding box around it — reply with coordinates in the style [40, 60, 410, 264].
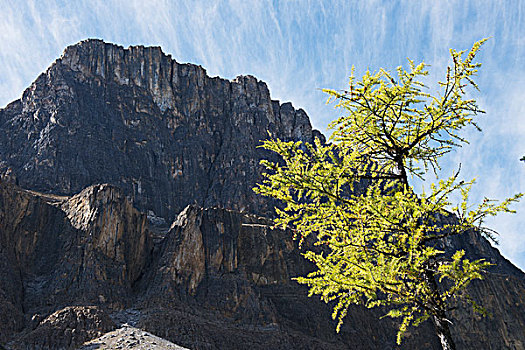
[0, 39, 322, 221]
[0, 39, 524, 349]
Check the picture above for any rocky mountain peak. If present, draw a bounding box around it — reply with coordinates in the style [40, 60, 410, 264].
[59, 39, 182, 113]
[0, 39, 323, 221]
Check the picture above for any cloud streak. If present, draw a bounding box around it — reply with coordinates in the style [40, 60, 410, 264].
[0, 0, 523, 268]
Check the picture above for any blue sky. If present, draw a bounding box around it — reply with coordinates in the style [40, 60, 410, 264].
[1, 0, 524, 269]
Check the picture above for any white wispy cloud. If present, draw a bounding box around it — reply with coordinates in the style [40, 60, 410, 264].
[0, 0, 523, 268]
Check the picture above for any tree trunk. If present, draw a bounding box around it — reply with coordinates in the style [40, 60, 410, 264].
[397, 155, 456, 350]
[423, 268, 457, 350]
[432, 311, 456, 350]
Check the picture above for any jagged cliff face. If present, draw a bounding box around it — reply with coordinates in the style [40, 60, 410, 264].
[1, 40, 525, 349]
[0, 182, 431, 349]
[2, 181, 525, 349]
[0, 183, 149, 337]
[0, 39, 322, 221]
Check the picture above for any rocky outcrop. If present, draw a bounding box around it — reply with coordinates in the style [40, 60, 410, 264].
[0, 39, 324, 221]
[14, 306, 116, 350]
[0, 181, 150, 344]
[60, 184, 150, 289]
[142, 206, 306, 322]
[137, 204, 525, 350]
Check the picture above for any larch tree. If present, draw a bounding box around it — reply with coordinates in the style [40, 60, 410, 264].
[254, 39, 522, 349]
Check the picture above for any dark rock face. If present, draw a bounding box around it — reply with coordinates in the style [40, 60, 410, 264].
[0, 182, 149, 340]
[2, 181, 525, 349]
[0, 40, 525, 349]
[0, 39, 323, 221]
[60, 184, 150, 291]
[138, 205, 525, 350]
